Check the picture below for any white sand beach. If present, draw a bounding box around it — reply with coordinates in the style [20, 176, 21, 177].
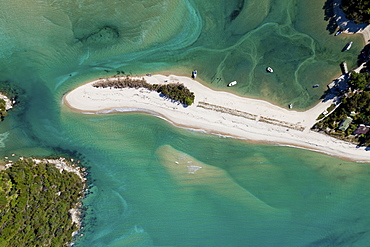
[64, 74, 370, 162]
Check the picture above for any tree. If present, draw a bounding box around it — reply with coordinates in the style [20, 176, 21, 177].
[341, 0, 370, 24]
[349, 71, 370, 90]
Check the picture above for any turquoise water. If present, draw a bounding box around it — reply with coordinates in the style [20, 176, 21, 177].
[0, 0, 370, 246]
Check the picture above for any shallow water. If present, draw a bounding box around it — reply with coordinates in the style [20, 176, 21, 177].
[0, 0, 370, 246]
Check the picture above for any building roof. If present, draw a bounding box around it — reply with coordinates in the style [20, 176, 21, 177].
[353, 124, 370, 135]
[338, 117, 353, 132]
[327, 81, 336, 90]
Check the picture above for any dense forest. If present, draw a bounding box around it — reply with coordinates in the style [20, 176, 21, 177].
[93, 76, 195, 106]
[314, 72, 370, 145]
[341, 0, 370, 24]
[0, 158, 85, 246]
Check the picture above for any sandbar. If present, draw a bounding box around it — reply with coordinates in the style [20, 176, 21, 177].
[64, 74, 370, 162]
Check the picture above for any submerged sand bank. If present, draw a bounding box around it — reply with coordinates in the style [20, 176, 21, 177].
[64, 74, 370, 162]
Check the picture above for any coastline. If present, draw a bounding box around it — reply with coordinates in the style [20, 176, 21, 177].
[0, 92, 13, 110]
[0, 156, 87, 245]
[333, 0, 370, 43]
[31, 157, 87, 231]
[64, 74, 370, 162]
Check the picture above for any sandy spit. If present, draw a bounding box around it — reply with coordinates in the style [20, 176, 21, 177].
[63, 74, 370, 162]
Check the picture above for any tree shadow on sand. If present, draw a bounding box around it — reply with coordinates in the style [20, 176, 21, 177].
[323, 0, 338, 34]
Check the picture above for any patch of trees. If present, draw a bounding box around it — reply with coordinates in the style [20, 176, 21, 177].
[349, 71, 370, 90]
[156, 83, 195, 106]
[314, 71, 370, 145]
[93, 76, 195, 106]
[0, 99, 7, 121]
[0, 81, 24, 120]
[341, 0, 370, 24]
[0, 158, 85, 246]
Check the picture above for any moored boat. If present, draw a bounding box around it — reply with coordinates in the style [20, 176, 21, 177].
[342, 42, 353, 52]
[192, 70, 197, 79]
[228, 81, 237, 87]
[289, 104, 293, 109]
[335, 30, 342, 36]
[266, 67, 273, 73]
[313, 84, 319, 88]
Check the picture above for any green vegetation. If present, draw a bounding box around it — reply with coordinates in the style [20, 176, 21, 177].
[0, 158, 85, 246]
[327, 103, 337, 113]
[0, 99, 7, 121]
[315, 71, 370, 145]
[341, 0, 370, 24]
[0, 81, 24, 121]
[0, 81, 22, 107]
[349, 71, 370, 90]
[156, 83, 195, 106]
[316, 104, 336, 120]
[93, 76, 195, 106]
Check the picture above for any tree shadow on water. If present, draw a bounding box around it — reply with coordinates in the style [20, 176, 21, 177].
[323, 0, 338, 34]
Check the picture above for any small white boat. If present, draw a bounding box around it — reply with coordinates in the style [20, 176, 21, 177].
[289, 104, 293, 109]
[192, 70, 197, 79]
[342, 42, 353, 52]
[335, 30, 342, 36]
[266, 67, 273, 73]
[313, 84, 319, 88]
[228, 81, 237, 87]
